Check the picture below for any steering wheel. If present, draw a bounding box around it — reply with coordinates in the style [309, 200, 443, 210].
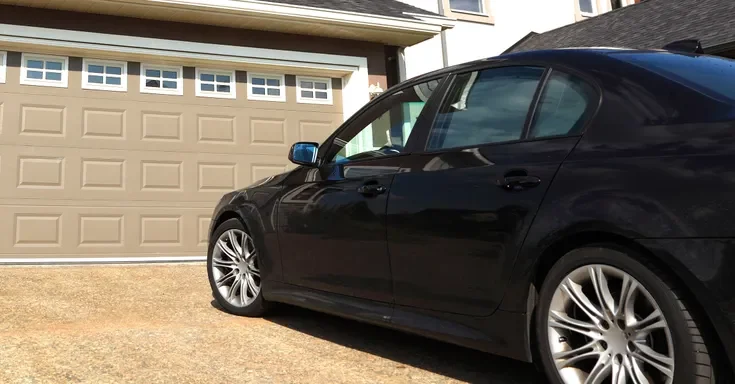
[378, 145, 401, 154]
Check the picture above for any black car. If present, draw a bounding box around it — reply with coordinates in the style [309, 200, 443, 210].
[206, 44, 735, 383]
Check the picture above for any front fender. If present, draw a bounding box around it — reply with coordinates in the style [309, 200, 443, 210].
[209, 183, 285, 284]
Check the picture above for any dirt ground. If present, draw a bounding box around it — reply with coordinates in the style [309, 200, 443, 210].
[0, 263, 542, 383]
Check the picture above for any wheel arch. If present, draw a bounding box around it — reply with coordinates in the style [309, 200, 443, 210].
[210, 210, 249, 240]
[526, 230, 733, 376]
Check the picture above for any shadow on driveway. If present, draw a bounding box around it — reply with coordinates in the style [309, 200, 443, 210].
[212, 301, 544, 383]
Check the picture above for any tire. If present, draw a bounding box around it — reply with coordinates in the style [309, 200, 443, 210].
[535, 245, 713, 384]
[207, 218, 269, 317]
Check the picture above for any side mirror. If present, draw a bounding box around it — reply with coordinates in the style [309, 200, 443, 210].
[288, 142, 319, 167]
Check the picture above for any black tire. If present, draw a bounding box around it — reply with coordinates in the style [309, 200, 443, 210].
[535, 245, 714, 384]
[207, 218, 270, 317]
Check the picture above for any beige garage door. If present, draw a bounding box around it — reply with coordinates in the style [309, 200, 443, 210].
[0, 50, 343, 259]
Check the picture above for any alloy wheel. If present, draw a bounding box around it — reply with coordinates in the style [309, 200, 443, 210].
[547, 264, 675, 384]
[211, 229, 261, 307]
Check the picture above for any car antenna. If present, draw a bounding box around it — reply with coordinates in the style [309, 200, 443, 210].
[662, 39, 705, 54]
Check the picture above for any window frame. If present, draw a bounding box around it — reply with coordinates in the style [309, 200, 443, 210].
[448, 0, 485, 15]
[418, 62, 601, 153]
[443, 0, 494, 23]
[296, 76, 333, 105]
[319, 75, 450, 166]
[0, 51, 6, 84]
[82, 58, 128, 92]
[20, 53, 69, 88]
[195, 68, 236, 99]
[578, 0, 598, 16]
[140, 63, 184, 96]
[247, 72, 286, 102]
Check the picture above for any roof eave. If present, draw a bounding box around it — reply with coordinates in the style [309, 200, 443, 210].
[2, 0, 452, 46]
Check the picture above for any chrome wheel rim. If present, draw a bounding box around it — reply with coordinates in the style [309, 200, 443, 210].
[548, 264, 675, 384]
[211, 229, 261, 307]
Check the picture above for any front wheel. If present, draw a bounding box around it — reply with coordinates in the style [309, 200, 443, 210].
[535, 246, 714, 384]
[207, 218, 269, 317]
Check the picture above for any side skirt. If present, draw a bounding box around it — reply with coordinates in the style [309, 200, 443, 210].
[263, 281, 532, 362]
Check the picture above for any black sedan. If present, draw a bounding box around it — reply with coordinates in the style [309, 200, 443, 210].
[207, 44, 735, 383]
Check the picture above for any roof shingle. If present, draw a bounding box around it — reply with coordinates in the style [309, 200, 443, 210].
[262, 0, 440, 20]
[506, 0, 735, 54]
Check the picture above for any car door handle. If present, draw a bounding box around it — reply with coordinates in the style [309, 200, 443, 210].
[497, 171, 541, 191]
[357, 183, 388, 196]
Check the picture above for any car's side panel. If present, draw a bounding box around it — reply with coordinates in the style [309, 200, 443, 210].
[265, 280, 532, 362]
[636, 238, 735, 372]
[276, 159, 401, 303]
[500, 121, 735, 372]
[387, 137, 580, 317]
[209, 174, 287, 283]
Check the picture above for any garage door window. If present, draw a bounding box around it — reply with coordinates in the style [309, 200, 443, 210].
[0, 51, 6, 84]
[21, 53, 68, 88]
[297, 76, 332, 105]
[82, 59, 127, 91]
[196, 68, 236, 99]
[140, 64, 183, 95]
[248, 73, 285, 102]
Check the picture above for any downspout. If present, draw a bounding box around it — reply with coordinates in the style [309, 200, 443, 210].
[397, 47, 408, 82]
[437, 0, 450, 67]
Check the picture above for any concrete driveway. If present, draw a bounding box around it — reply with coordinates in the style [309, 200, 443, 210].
[0, 264, 542, 383]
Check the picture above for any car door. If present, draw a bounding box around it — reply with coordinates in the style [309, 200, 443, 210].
[277, 76, 447, 303]
[386, 65, 599, 316]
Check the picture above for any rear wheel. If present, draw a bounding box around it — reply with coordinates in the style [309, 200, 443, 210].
[207, 218, 269, 317]
[535, 246, 714, 384]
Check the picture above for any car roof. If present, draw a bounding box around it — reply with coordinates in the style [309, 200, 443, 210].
[400, 47, 690, 87]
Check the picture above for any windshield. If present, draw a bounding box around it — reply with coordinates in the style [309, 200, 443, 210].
[611, 51, 735, 104]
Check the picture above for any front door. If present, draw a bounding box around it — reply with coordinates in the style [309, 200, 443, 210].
[387, 66, 599, 316]
[278, 77, 446, 302]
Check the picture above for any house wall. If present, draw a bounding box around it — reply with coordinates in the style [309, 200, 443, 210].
[0, 5, 389, 89]
[399, 0, 576, 80]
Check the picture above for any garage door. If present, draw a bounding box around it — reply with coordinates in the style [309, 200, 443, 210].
[0, 50, 343, 259]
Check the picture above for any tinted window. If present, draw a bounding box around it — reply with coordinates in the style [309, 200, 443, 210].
[612, 52, 735, 103]
[529, 71, 596, 139]
[427, 66, 544, 150]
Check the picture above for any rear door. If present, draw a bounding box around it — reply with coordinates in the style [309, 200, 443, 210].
[386, 65, 599, 316]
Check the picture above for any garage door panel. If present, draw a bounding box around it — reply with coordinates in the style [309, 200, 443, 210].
[0, 55, 343, 258]
[0, 145, 288, 202]
[0, 96, 342, 157]
[0, 204, 212, 256]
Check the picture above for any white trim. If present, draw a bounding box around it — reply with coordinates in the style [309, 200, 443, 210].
[296, 76, 333, 105]
[20, 53, 69, 88]
[195, 67, 236, 99]
[0, 51, 6, 83]
[247, 72, 286, 102]
[448, 0, 486, 15]
[142, 0, 450, 34]
[0, 23, 370, 120]
[82, 58, 128, 92]
[0, 256, 206, 265]
[579, 0, 598, 16]
[140, 63, 184, 96]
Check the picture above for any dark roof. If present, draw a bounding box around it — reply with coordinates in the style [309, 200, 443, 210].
[506, 0, 735, 54]
[262, 0, 441, 20]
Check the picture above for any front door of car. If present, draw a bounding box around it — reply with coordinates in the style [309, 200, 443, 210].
[277, 77, 446, 303]
[386, 65, 599, 316]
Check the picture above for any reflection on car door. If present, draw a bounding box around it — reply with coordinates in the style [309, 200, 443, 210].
[277, 77, 446, 303]
[386, 66, 598, 316]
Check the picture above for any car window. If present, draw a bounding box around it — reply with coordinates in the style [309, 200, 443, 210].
[426, 66, 544, 150]
[528, 70, 597, 139]
[329, 78, 441, 164]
